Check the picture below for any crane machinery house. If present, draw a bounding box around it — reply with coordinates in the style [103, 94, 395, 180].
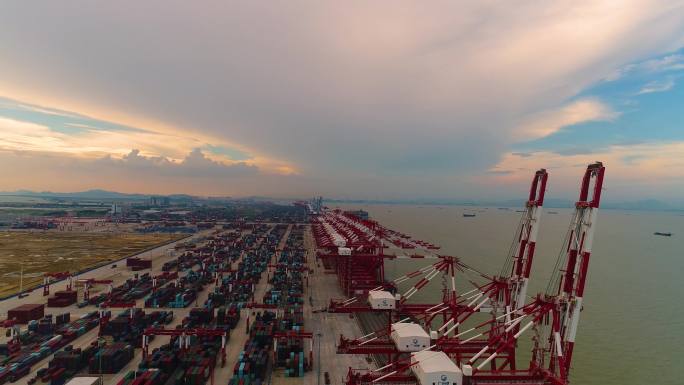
[411, 351, 463, 385]
[390, 322, 430, 352]
[367, 290, 397, 309]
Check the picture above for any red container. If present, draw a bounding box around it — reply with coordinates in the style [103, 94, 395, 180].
[47, 290, 77, 307]
[7, 303, 45, 323]
[48, 297, 75, 307]
[127, 257, 152, 269]
[50, 367, 65, 380]
[54, 290, 78, 301]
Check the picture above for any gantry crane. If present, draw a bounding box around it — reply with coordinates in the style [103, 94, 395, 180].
[273, 330, 315, 367]
[342, 162, 605, 385]
[98, 300, 136, 335]
[78, 278, 114, 302]
[142, 327, 229, 385]
[43, 271, 72, 296]
[314, 209, 440, 297]
[330, 169, 548, 331]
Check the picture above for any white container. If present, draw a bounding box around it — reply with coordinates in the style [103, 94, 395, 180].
[368, 290, 395, 309]
[338, 247, 352, 256]
[410, 351, 463, 385]
[390, 322, 430, 352]
[65, 377, 102, 385]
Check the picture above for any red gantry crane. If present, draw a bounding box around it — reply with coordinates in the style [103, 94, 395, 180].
[78, 278, 114, 302]
[142, 327, 229, 385]
[98, 300, 137, 334]
[328, 168, 547, 318]
[341, 162, 605, 385]
[313, 209, 440, 297]
[43, 271, 72, 296]
[334, 169, 549, 366]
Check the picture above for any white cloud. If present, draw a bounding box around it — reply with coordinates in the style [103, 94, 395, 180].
[637, 78, 675, 94]
[602, 64, 636, 82]
[484, 142, 684, 200]
[604, 52, 684, 82]
[0, 114, 294, 174]
[98, 149, 258, 177]
[0, 1, 683, 197]
[515, 99, 619, 140]
[642, 54, 684, 72]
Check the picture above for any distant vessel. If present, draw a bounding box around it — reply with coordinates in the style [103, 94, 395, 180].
[654, 232, 672, 237]
[548, 211, 559, 214]
[463, 213, 476, 217]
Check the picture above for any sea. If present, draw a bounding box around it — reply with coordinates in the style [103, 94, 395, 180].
[334, 203, 683, 385]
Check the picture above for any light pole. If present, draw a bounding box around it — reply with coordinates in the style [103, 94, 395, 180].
[317, 332, 323, 385]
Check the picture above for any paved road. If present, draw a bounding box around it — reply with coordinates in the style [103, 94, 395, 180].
[301, 225, 374, 385]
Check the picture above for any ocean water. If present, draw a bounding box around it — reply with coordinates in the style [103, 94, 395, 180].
[334, 203, 684, 385]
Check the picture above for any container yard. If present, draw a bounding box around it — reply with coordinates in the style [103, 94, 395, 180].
[0, 162, 606, 385]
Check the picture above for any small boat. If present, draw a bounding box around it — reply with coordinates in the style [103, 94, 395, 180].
[463, 213, 476, 217]
[548, 211, 558, 214]
[654, 232, 672, 237]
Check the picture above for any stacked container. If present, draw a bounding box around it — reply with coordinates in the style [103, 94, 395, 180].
[88, 342, 134, 374]
[48, 291, 78, 308]
[7, 304, 45, 323]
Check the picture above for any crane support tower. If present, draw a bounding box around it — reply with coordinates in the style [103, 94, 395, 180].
[339, 162, 605, 385]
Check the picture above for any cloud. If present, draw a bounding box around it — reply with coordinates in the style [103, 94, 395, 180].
[0, 150, 273, 197]
[0, 117, 69, 152]
[0, 107, 294, 174]
[642, 54, 684, 72]
[603, 52, 684, 82]
[484, 141, 684, 200]
[0, 1, 683, 198]
[97, 149, 258, 178]
[2, 101, 82, 119]
[602, 64, 637, 82]
[203, 144, 252, 161]
[0, 114, 193, 158]
[486, 170, 514, 175]
[636, 78, 676, 94]
[515, 99, 619, 140]
[553, 147, 598, 156]
[511, 152, 533, 158]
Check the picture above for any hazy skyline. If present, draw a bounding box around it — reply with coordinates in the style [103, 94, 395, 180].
[1, 2, 684, 202]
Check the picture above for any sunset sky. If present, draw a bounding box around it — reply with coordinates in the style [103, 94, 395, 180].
[1, 1, 683, 202]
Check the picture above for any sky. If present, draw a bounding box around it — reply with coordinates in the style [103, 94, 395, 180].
[1, 1, 684, 203]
